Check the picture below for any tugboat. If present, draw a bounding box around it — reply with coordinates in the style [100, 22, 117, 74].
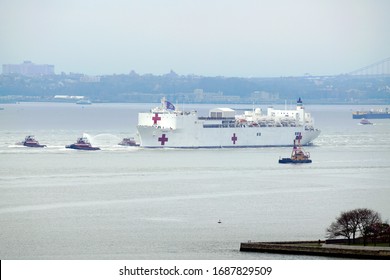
[279, 133, 312, 164]
[66, 137, 100, 150]
[118, 137, 139, 146]
[16, 135, 46, 148]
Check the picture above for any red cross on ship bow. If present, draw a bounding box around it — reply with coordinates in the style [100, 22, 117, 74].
[152, 113, 161, 125]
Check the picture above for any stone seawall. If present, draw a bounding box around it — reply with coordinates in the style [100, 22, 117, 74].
[240, 241, 390, 259]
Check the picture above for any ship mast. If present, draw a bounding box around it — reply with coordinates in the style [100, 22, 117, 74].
[161, 96, 166, 110]
[290, 133, 310, 161]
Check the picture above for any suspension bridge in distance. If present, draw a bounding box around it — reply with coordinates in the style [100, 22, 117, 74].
[347, 57, 390, 76]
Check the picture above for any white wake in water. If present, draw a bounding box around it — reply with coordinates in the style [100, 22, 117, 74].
[81, 133, 139, 151]
[83, 133, 120, 146]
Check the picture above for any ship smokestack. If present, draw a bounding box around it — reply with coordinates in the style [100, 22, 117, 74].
[297, 97, 303, 109]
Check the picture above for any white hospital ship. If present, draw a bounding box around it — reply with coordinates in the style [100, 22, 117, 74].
[137, 98, 320, 148]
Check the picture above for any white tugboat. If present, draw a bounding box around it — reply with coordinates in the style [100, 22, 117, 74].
[118, 137, 140, 146]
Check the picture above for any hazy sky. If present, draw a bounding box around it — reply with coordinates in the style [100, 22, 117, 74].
[1, 0, 389, 77]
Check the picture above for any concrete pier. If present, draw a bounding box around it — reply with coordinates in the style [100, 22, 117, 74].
[240, 241, 390, 259]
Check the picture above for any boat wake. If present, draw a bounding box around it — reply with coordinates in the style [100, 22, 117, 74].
[84, 133, 121, 147]
[1, 133, 140, 153]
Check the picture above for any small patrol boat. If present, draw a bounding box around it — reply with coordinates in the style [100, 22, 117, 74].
[66, 137, 100, 150]
[279, 133, 311, 164]
[16, 135, 46, 148]
[359, 118, 373, 125]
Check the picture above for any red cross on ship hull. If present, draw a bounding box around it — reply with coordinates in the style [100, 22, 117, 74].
[158, 134, 168, 145]
[231, 133, 238, 144]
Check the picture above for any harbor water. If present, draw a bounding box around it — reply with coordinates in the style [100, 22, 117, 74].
[0, 102, 389, 259]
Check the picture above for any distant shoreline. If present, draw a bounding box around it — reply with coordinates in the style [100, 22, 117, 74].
[2, 73, 390, 105]
[1, 100, 389, 106]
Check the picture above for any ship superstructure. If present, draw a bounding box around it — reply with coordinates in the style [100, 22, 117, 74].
[137, 98, 320, 148]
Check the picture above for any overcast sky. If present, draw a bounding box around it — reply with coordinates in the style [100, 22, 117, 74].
[1, 0, 389, 77]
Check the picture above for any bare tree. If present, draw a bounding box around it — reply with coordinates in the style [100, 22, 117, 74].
[326, 208, 382, 245]
[326, 211, 357, 244]
[356, 208, 382, 245]
[384, 223, 390, 247]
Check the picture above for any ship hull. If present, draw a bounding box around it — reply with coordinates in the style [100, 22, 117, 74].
[23, 143, 46, 148]
[65, 145, 100, 150]
[279, 158, 312, 164]
[137, 125, 320, 148]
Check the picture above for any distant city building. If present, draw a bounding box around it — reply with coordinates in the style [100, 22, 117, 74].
[192, 88, 240, 103]
[54, 95, 85, 100]
[2, 61, 54, 76]
[79, 75, 100, 83]
[251, 91, 279, 101]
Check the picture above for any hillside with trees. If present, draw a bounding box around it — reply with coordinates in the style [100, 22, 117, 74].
[1, 71, 389, 104]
